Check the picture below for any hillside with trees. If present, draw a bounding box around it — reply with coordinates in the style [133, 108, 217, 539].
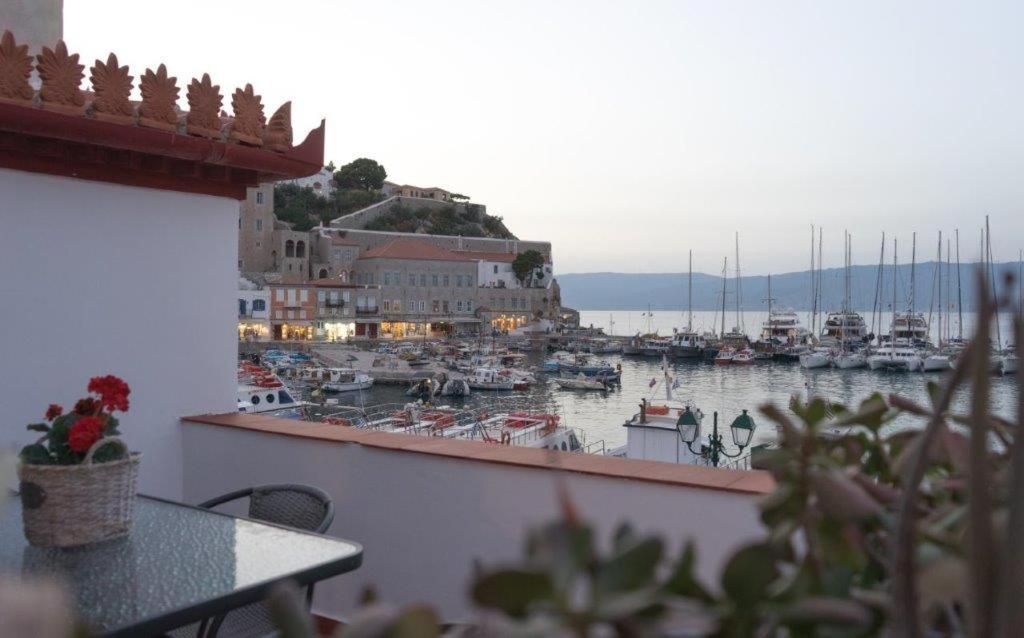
[273, 157, 516, 238]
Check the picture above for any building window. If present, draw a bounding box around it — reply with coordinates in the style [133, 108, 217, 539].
[318, 268, 328, 278]
[296, 241, 306, 258]
[457, 300, 464, 312]
[419, 274, 427, 286]
[443, 275, 449, 287]
[383, 300, 391, 312]
[443, 301, 450, 313]
[394, 300, 401, 312]
[285, 240, 295, 258]
[253, 299, 266, 311]
[432, 300, 440, 313]
[432, 274, 439, 286]
[318, 290, 326, 302]
[409, 274, 416, 286]
[256, 219, 263, 231]
[493, 265, 498, 274]
[256, 191, 264, 204]
[467, 300, 473, 312]
[383, 272, 391, 285]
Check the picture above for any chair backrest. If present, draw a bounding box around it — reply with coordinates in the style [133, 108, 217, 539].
[247, 484, 334, 534]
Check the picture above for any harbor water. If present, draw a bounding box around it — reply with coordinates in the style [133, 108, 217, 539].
[304, 346, 1019, 458]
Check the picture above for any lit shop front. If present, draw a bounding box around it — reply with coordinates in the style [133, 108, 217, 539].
[272, 322, 313, 341]
[488, 313, 529, 333]
[237, 320, 270, 342]
[379, 321, 430, 339]
[317, 320, 356, 341]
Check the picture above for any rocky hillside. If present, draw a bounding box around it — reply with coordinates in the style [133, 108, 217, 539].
[363, 200, 517, 239]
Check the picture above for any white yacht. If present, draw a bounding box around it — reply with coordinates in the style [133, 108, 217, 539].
[833, 351, 867, 369]
[867, 344, 923, 371]
[799, 348, 832, 369]
[760, 310, 811, 347]
[820, 310, 868, 346]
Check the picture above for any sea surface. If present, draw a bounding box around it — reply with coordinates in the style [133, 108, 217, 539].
[307, 337, 1019, 458]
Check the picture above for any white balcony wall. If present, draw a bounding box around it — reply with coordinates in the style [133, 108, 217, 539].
[0, 169, 238, 498]
[181, 423, 765, 623]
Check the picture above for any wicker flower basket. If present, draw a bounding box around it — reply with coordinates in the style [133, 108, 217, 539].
[18, 437, 141, 548]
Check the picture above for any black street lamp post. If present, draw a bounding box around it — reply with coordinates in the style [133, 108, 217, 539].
[676, 408, 756, 467]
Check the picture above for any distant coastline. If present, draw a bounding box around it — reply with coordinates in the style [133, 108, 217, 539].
[557, 261, 1017, 312]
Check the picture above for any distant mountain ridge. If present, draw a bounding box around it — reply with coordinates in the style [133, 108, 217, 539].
[557, 262, 1020, 311]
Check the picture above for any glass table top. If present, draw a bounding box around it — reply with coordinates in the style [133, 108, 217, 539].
[0, 495, 362, 636]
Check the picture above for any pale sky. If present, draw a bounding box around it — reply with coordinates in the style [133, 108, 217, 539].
[64, 1, 1024, 274]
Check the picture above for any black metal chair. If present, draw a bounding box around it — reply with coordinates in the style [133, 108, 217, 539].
[196, 484, 335, 638]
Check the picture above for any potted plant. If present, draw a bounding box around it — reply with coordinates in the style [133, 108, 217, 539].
[18, 375, 140, 547]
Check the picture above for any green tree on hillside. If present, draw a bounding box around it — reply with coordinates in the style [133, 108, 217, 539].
[512, 250, 545, 285]
[334, 158, 387, 191]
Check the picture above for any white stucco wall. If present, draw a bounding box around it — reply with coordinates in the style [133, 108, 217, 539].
[0, 169, 238, 498]
[181, 424, 766, 623]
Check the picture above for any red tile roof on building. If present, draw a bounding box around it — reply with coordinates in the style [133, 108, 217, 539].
[0, 31, 324, 199]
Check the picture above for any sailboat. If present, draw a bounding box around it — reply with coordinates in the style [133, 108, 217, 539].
[832, 232, 868, 369]
[720, 233, 752, 360]
[800, 226, 832, 369]
[669, 250, 707, 358]
[713, 257, 736, 364]
[920, 231, 952, 372]
[868, 237, 923, 371]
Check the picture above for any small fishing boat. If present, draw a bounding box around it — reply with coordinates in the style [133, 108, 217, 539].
[555, 374, 609, 391]
[467, 368, 516, 391]
[322, 369, 374, 393]
[714, 346, 736, 365]
[732, 348, 756, 365]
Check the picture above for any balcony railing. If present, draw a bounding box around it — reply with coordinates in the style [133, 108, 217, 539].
[181, 414, 770, 624]
[356, 307, 379, 315]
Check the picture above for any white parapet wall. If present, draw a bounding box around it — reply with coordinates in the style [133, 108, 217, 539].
[0, 169, 239, 498]
[181, 418, 768, 623]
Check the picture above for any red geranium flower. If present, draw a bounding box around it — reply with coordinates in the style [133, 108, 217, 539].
[45, 404, 63, 421]
[87, 375, 131, 412]
[74, 397, 97, 415]
[68, 416, 103, 454]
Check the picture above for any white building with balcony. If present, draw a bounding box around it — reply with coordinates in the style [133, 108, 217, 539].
[238, 287, 271, 341]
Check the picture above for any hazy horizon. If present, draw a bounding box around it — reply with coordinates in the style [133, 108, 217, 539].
[65, 1, 1024, 273]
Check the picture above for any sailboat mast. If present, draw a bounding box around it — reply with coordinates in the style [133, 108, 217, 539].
[987, 215, 1001, 349]
[871, 232, 885, 341]
[956, 228, 963, 340]
[735, 232, 742, 333]
[817, 227, 823, 336]
[809, 224, 816, 334]
[687, 249, 693, 331]
[892, 238, 898, 346]
[910, 232, 916, 315]
[936, 231, 942, 346]
[720, 257, 727, 337]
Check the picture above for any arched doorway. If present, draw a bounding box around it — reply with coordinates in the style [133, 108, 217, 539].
[318, 268, 328, 278]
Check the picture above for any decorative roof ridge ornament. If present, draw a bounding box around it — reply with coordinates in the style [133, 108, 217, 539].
[185, 73, 222, 139]
[36, 40, 85, 115]
[88, 53, 134, 124]
[138, 63, 180, 132]
[263, 101, 292, 152]
[229, 83, 265, 146]
[0, 30, 34, 105]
